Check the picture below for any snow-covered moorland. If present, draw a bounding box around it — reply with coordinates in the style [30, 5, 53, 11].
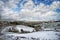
[0, 25, 60, 40]
[1, 25, 35, 34]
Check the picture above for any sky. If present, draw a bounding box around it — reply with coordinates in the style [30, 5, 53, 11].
[0, 0, 60, 21]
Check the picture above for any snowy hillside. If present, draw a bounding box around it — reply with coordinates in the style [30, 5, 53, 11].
[0, 25, 60, 40]
[1, 25, 35, 34]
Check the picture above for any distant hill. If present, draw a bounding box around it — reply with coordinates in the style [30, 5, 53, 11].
[0, 20, 60, 27]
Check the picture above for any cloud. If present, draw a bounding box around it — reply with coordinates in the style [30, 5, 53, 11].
[1, 8, 18, 21]
[0, 0, 60, 21]
[22, 0, 35, 9]
[0, 0, 20, 21]
[0, 1, 4, 6]
[6, 0, 19, 8]
[19, 1, 60, 21]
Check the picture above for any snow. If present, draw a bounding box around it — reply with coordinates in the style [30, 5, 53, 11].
[43, 28, 55, 31]
[0, 31, 60, 40]
[1, 25, 35, 34]
[15, 25, 35, 32]
[5, 31, 60, 38]
[0, 25, 60, 40]
[1, 26, 13, 34]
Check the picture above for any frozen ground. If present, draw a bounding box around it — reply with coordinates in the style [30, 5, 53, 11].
[0, 25, 60, 40]
[1, 25, 35, 34]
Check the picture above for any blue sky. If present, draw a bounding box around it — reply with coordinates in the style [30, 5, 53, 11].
[0, 0, 60, 21]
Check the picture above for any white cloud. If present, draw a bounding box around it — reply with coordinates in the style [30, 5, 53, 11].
[0, 0, 20, 21]
[23, 0, 35, 9]
[0, 0, 20, 9]
[19, 1, 60, 21]
[1, 7, 22, 21]
[0, 1, 4, 6]
[0, 0, 60, 21]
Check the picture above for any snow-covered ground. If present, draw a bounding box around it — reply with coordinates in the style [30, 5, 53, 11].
[1, 25, 35, 34]
[15, 25, 35, 32]
[0, 31, 60, 40]
[0, 25, 60, 40]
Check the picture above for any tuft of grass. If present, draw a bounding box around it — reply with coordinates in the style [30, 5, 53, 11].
[8, 28, 19, 33]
